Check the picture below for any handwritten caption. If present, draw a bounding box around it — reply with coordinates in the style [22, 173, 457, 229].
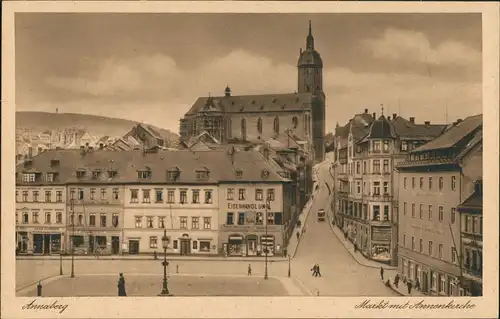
[22, 299, 69, 314]
[355, 299, 476, 310]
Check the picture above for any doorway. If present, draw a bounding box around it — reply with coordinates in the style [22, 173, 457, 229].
[180, 239, 191, 255]
[89, 235, 95, 253]
[129, 240, 139, 255]
[43, 234, 51, 255]
[111, 236, 120, 255]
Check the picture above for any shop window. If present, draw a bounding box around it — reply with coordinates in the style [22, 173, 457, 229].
[71, 235, 84, 247]
[274, 213, 282, 225]
[431, 272, 437, 290]
[256, 212, 264, 225]
[150, 237, 158, 248]
[199, 241, 210, 252]
[238, 213, 245, 225]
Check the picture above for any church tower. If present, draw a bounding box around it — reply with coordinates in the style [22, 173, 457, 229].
[297, 21, 326, 162]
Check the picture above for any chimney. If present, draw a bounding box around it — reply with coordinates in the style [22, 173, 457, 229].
[28, 147, 33, 158]
[393, 113, 397, 119]
[424, 121, 430, 125]
[409, 117, 415, 124]
[372, 112, 376, 119]
[364, 109, 368, 114]
[99, 143, 104, 150]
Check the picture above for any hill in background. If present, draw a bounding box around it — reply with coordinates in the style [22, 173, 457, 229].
[16, 111, 179, 143]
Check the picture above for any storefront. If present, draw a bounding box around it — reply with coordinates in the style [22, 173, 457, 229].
[32, 232, 63, 255]
[68, 230, 122, 255]
[16, 231, 29, 254]
[219, 226, 283, 257]
[227, 234, 244, 256]
[370, 226, 392, 262]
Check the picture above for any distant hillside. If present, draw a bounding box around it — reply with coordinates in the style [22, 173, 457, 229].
[16, 111, 179, 143]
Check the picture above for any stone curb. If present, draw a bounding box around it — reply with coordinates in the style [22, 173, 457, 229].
[16, 256, 288, 262]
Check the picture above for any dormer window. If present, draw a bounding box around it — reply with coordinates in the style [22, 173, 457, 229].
[46, 173, 56, 182]
[235, 169, 243, 179]
[108, 170, 118, 178]
[261, 169, 270, 179]
[137, 169, 151, 179]
[22, 173, 36, 183]
[196, 168, 210, 181]
[92, 170, 101, 179]
[167, 167, 180, 181]
[50, 159, 60, 167]
[76, 169, 86, 178]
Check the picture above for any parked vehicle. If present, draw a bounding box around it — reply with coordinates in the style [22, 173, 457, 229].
[317, 209, 326, 221]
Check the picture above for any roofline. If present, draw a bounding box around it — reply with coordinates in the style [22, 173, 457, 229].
[17, 180, 290, 187]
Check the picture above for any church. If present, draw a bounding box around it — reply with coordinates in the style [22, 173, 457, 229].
[179, 21, 326, 163]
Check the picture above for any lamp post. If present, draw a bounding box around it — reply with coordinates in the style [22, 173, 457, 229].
[59, 245, 63, 275]
[70, 198, 75, 278]
[264, 198, 270, 280]
[158, 229, 170, 296]
[288, 254, 291, 277]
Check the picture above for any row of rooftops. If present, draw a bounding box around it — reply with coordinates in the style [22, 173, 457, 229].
[16, 149, 292, 186]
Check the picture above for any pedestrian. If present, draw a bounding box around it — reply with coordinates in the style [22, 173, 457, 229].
[353, 244, 357, 253]
[415, 277, 420, 291]
[407, 281, 412, 294]
[303, 226, 307, 234]
[316, 264, 322, 277]
[95, 246, 100, 259]
[380, 267, 384, 281]
[394, 274, 400, 288]
[153, 251, 158, 260]
[311, 264, 317, 277]
[247, 264, 252, 276]
[296, 231, 300, 240]
[283, 249, 288, 257]
[117, 273, 127, 296]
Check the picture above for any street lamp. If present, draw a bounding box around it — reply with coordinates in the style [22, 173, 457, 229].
[264, 198, 270, 280]
[288, 254, 291, 277]
[59, 244, 63, 275]
[70, 199, 75, 278]
[158, 229, 171, 296]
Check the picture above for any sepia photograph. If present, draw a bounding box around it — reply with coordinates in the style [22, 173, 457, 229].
[2, 2, 499, 319]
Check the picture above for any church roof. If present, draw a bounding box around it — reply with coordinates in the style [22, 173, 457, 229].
[184, 92, 314, 116]
[297, 49, 323, 67]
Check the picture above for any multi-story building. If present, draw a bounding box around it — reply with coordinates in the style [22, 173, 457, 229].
[396, 114, 482, 296]
[15, 155, 68, 255]
[332, 110, 446, 264]
[457, 180, 483, 296]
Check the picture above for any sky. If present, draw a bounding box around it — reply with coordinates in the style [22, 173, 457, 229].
[15, 13, 482, 133]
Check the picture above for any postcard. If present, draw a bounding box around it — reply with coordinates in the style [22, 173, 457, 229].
[1, 1, 499, 318]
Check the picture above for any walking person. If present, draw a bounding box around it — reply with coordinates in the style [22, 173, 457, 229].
[316, 264, 322, 277]
[380, 267, 384, 281]
[311, 264, 317, 277]
[415, 277, 420, 291]
[407, 281, 413, 294]
[296, 231, 300, 240]
[394, 274, 400, 288]
[283, 249, 288, 258]
[117, 273, 127, 296]
[247, 264, 252, 276]
[153, 251, 158, 260]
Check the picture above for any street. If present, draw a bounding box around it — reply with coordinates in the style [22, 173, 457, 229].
[15, 159, 398, 297]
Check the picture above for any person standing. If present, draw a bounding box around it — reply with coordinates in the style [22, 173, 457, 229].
[296, 231, 300, 240]
[247, 264, 252, 276]
[394, 274, 400, 288]
[415, 277, 420, 291]
[316, 264, 322, 277]
[117, 273, 127, 296]
[380, 267, 384, 281]
[311, 264, 317, 277]
[407, 281, 413, 294]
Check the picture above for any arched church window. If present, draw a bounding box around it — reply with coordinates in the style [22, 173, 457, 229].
[292, 116, 298, 129]
[241, 118, 247, 140]
[257, 117, 263, 134]
[273, 117, 280, 134]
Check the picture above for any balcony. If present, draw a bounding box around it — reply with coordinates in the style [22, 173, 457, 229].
[370, 219, 391, 226]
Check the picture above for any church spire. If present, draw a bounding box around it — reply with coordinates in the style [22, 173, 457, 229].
[306, 20, 314, 50]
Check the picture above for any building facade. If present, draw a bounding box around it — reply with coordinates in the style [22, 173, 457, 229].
[396, 114, 482, 296]
[179, 21, 326, 163]
[16, 157, 67, 255]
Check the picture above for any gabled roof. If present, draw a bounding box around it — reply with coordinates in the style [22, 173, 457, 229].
[391, 117, 446, 140]
[184, 92, 314, 116]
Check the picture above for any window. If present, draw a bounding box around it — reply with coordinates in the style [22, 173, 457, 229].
[100, 214, 107, 227]
[419, 177, 424, 189]
[383, 182, 389, 194]
[158, 217, 165, 228]
[439, 177, 443, 190]
[452, 247, 457, 263]
[135, 216, 142, 228]
[204, 190, 213, 204]
[193, 241, 198, 250]
[226, 212, 234, 225]
[419, 239, 423, 253]
[130, 189, 139, 203]
[383, 160, 389, 172]
[167, 171, 178, 180]
[143, 190, 151, 203]
[403, 234, 406, 247]
[256, 212, 264, 225]
[403, 202, 407, 215]
[451, 176, 456, 191]
[78, 214, 83, 225]
[411, 203, 415, 218]
[431, 272, 437, 290]
[56, 191, 63, 202]
[45, 191, 52, 202]
[70, 188, 76, 200]
[235, 170, 243, 178]
[112, 214, 119, 227]
[173, 240, 178, 249]
[22, 191, 28, 202]
[440, 275, 446, 293]
[403, 177, 407, 189]
[412, 237, 415, 250]
[56, 212, 62, 224]
[155, 189, 163, 203]
[23, 173, 36, 182]
[356, 162, 360, 174]
[411, 177, 415, 189]
[383, 205, 389, 221]
[180, 190, 187, 204]
[465, 216, 472, 232]
[373, 182, 380, 195]
[267, 212, 275, 225]
[227, 188, 234, 200]
[238, 189, 246, 200]
[439, 244, 443, 259]
[238, 213, 245, 225]
[273, 116, 279, 134]
[180, 217, 188, 229]
[373, 205, 380, 221]
[383, 141, 389, 152]
[196, 171, 208, 180]
[167, 189, 175, 203]
[257, 117, 263, 134]
[428, 177, 433, 190]
[100, 188, 106, 200]
[192, 190, 200, 203]
[255, 189, 263, 201]
[89, 213, 96, 226]
[419, 204, 423, 219]
[267, 189, 275, 201]
[356, 181, 361, 194]
[428, 241, 433, 256]
[137, 170, 151, 179]
[149, 237, 158, 248]
[439, 206, 444, 222]
[203, 217, 212, 229]
[90, 188, 96, 200]
[45, 212, 51, 224]
[373, 141, 381, 152]
[33, 191, 39, 202]
[363, 161, 367, 174]
[22, 212, 29, 224]
[32, 211, 39, 223]
[401, 141, 408, 151]
[428, 205, 433, 220]
[372, 160, 380, 173]
[192, 217, 199, 229]
[113, 188, 119, 200]
[200, 241, 210, 252]
[451, 208, 456, 224]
